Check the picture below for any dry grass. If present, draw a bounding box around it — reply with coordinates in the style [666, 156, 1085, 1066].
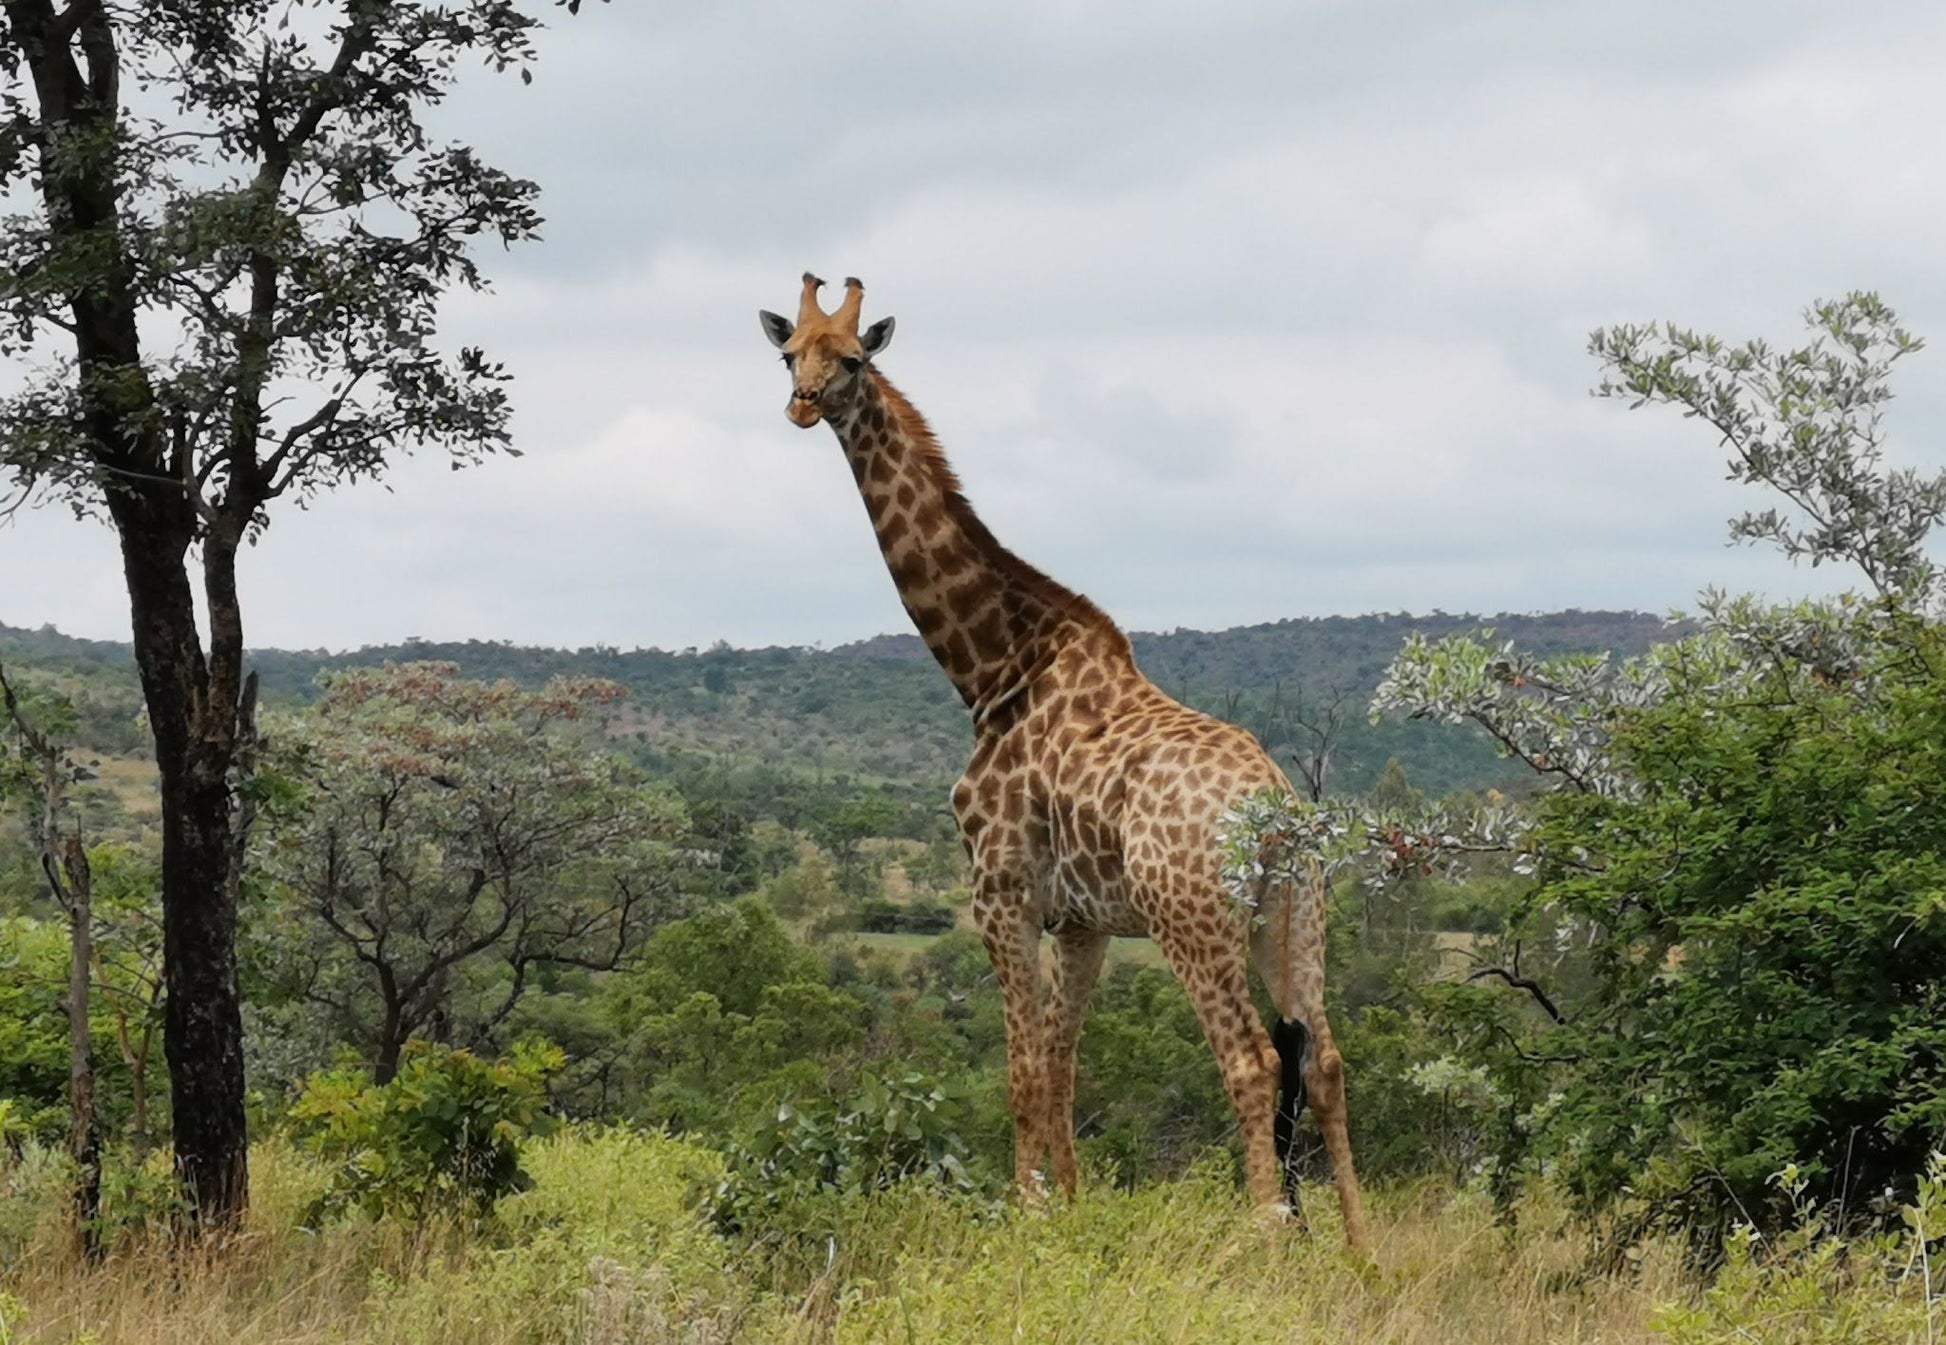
[0, 1132, 753, 1345]
[4, 1136, 1940, 1344]
[780, 1175, 1694, 1345]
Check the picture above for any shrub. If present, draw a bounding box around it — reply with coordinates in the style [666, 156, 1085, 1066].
[714, 1071, 989, 1245]
[1334, 1004, 1510, 1187]
[287, 1041, 561, 1220]
[1076, 966, 1232, 1184]
[1535, 633, 1946, 1238]
[0, 1141, 67, 1268]
[1650, 1155, 1946, 1342]
[900, 899, 957, 933]
[384, 1127, 746, 1341]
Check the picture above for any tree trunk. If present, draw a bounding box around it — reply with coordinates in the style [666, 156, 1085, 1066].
[117, 1007, 154, 1162]
[62, 834, 101, 1261]
[113, 507, 250, 1229]
[375, 996, 405, 1085]
[158, 768, 248, 1225]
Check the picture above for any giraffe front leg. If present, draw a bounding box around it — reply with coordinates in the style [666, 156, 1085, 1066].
[977, 890, 1050, 1200]
[1041, 924, 1110, 1199]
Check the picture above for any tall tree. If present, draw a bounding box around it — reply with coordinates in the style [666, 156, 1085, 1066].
[0, 0, 597, 1226]
[253, 664, 684, 1084]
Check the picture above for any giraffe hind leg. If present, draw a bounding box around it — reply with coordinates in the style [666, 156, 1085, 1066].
[1150, 921, 1284, 1209]
[1251, 880, 1370, 1253]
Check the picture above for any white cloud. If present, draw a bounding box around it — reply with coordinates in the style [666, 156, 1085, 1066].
[4, 1, 1945, 652]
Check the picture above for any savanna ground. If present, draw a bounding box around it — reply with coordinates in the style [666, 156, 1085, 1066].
[4, 1131, 1942, 1344]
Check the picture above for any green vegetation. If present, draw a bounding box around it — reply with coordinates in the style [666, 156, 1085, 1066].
[252, 664, 684, 1086]
[1354, 295, 1946, 1252]
[0, 0, 1932, 1332]
[288, 1042, 564, 1220]
[1535, 620, 1946, 1239]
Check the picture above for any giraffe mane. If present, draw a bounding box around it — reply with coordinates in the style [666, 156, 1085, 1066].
[870, 371, 1131, 653]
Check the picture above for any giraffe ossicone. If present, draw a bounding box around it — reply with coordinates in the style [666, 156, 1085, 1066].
[757, 274, 1370, 1254]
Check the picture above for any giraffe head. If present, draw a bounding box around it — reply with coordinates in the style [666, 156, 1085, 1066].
[758, 274, 896, 428]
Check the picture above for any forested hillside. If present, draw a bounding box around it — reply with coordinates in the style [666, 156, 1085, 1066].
[0, 608, 1674, 803]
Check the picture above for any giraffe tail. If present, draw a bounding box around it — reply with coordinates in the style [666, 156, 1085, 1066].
[1271, 1014, 1309, 1199]
[1227, 798, 1370, 1251]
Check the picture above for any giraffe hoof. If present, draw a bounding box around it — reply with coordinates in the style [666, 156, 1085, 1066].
[1256, 1200, 1297, 1228]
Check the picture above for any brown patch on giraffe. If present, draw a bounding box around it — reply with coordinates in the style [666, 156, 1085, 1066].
[889, 553, 928, 591]
[910, 498, 946, 537]
[967, 609, 1006, 659]
[944, 580, 988, 621]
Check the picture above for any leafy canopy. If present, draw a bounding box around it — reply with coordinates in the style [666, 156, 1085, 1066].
[0, 0, 599, 526]
[253, 662, 682, 1080]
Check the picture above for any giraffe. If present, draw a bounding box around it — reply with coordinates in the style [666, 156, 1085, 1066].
[758, 274, 1369, 1252]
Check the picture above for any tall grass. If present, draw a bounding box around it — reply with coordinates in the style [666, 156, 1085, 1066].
[3, 1134, 1941, 1343]
[775, 1169, 1692, 1344]
[0, 1131, 755, 1344]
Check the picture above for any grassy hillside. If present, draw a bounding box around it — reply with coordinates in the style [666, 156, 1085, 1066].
[0, 609, 1675, 802]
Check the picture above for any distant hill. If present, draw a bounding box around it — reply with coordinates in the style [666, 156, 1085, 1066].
[0, 610, 1675, 801]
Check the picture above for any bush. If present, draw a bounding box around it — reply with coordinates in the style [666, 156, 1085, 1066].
[287, 1042, 561, 1220]
[0, 919, 84, 1139]
[900, 900, 957, 933]
[1532, 631, 1946, 1239]
[1650, 1155, 1946, 1343]
[1334, 1004, 1509, 1187]
[0, 1141, 67, 1267]
[714, 1071, 990, 1245]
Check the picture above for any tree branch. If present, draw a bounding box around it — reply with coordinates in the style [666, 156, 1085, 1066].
[1464, 964, 1566, 1024]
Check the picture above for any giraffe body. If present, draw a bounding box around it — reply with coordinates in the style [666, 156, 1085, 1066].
[758, 276, 1368, 1252]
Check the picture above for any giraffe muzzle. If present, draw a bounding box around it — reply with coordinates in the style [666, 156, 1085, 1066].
[787, 391, 823, 428]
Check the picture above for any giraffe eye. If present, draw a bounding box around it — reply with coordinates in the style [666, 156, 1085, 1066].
[840, 356, 863, 373]
[780, 352, 796, 366]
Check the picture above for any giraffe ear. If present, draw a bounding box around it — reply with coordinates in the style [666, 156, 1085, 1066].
[759, 310, 794, 349]
[861, 315, 896, 359]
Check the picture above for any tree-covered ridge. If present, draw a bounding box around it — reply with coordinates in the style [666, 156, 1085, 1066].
[0, 608, 1676, 800]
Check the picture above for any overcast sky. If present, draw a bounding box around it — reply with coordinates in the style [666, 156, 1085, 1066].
[6, 1, 1946, 652]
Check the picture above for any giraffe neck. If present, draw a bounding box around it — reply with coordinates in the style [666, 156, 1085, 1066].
[829, 372, 1128, 716]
